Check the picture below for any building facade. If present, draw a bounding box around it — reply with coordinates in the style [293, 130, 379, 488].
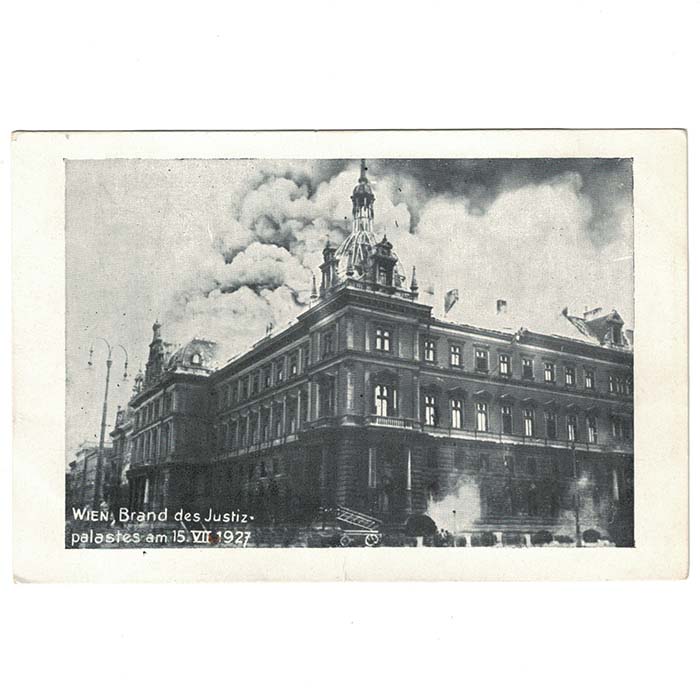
[124, 161, 634, 544]
[66, 441, 113, 513]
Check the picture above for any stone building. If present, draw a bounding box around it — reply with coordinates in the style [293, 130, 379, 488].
[125, 161, 634, 544]
[107, 405, 133, 515]
[66, 441, 113, 511]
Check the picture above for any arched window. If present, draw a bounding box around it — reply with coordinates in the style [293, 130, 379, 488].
[450, 397, 463, 429]
[475, 402, 488, 432]
[374, 384, 396, 417]
[162, 422, 171, 457]
[424, 394, 438, 426]
[545, 410, 557, 439]
[587, 415, 598, 443]
[501, 405, 513, 434]
[191, 352, 201, 365]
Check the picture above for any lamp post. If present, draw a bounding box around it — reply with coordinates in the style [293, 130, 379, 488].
[88, 338, 128, 509]
[571, 441, 582, 547]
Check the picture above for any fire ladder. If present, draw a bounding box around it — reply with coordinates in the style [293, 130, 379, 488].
[335, 506, 382, 532]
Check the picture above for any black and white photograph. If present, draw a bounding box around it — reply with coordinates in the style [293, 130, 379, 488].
[64, 155, 635, 550]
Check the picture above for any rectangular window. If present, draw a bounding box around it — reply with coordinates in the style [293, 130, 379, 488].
[276, 360, 285, 383]
[565, 366, 576, 386]
[522, 358, 534, 380]
[251, 374, 259, 395]
[566, 414, 578, 442]
[476, 402, 488, 432]
[264, 367, 271, 388]
[302, 345, 309, 371]
[475, 348, 488, 372]
[274, 408, 282, 438]
[320, 379, 336, 417]
[609, 374, 624, 394]
[424, 394, 437, 426]
[424, 339, 436, 363]
[611, 415, 622, 438]
[585, 369, 595, 389]
[544, 362, 555, 383]
[450, 398, 463, 429]
[289, 355, 298, 377]
[375, 328, 391, 352]
[587, 415, 598, 444]
[322, 332, 334, 358]
[501, 405, 513, 434]
[545, 411, 557, 439]
[449, 344, 462, 367]
[499, 354, 512, 376]
[241, 378, 248, 400]
[523, 408, 534, 437]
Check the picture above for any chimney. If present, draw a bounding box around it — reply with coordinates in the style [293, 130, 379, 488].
[496, 299, 507, 315]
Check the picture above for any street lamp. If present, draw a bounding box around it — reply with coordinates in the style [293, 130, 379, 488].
[88, 338, 129, 509]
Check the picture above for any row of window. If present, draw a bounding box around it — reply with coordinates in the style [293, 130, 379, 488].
[422, 394, 631, 442]
[368, 327, 632, 393]
[134, 392, 174, 429]
[133, 422, 172, 463]
[215, 395, 308, 453]
[371, 382, 631, 442]
[217, 345, 309, 410]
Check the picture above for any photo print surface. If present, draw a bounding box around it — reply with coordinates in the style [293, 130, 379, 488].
[65, 156, 634, 549]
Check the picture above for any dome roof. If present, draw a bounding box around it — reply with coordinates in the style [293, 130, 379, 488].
[166, 338, 218, 372]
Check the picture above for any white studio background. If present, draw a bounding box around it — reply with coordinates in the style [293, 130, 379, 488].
[1, 2, 697, 699]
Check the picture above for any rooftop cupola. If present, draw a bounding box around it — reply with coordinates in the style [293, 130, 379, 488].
[335, 159, 378, 279]
[319, 239, 339, 297]
[145, 319, 167, 387]
[351, 158, 375, 225]
[322, 159, 418, 301]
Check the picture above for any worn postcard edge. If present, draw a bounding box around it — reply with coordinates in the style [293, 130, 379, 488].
[11, 129, 688, 582]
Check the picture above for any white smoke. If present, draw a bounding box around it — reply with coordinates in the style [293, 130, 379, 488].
[163, 164, 419, 359]
[161, 162, 633, 363]
[426, 479, 482, 533]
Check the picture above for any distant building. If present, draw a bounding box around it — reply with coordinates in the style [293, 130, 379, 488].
[67, 441, 113, 512]
[107, 405, 134, 515]
[124, 161, 634, 544]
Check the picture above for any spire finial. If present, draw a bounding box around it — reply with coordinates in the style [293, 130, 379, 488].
[310, 273, 318, 301]
[410, 265, 419, 292]
[359, 158, 368, 183]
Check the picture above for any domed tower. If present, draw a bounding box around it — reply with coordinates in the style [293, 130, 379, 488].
[335, 159, 378, 278]
[324, 159, 418, 301]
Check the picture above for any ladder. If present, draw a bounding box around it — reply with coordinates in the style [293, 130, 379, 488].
[335, 506, 382, 531]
